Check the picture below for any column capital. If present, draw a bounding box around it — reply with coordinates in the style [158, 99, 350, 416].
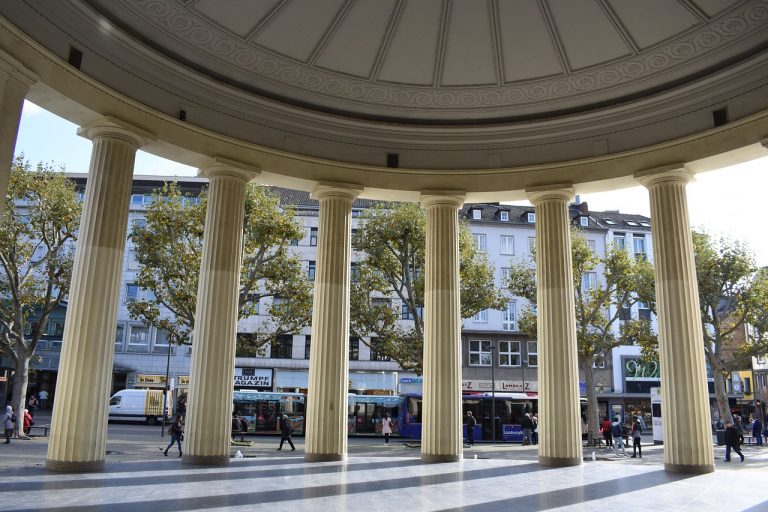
[310, 182, 363, 202]
[0, 49, 39, 87]
[77, 116, 154, 148]
[525, 184, 573, 205]
[634, 163, 692, 188]
[419, 191, 466, 209]
[200, 157, 260, 182]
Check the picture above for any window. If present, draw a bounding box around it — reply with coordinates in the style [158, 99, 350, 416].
[473, 309, 488, 323]
[153, 329, 170, 354]
[349, 337, 359, 361]
[638, 301, 651, 321]
[500, 235, 514, 255]
[47, 319, 64, 336]
[131, 218, 146, 231]
[271, 335, 292, 359]
[579, 216, 589, 227]
[126, 283, 139, 301]
[527, 342, 538, 367]
[639, 221, 651, 228]
[633, 235, 646, 259]
[471, 209, 482, 220]
[370, 337, 391, 361]
[127, 250, 140, 270]
[498, 341, 521, 367]
[593, 352, 606, 368]
[500, 267, 511, 287]
[602, 218, 616, 225]
[614, 233, 626, 250]
[499, 211, 509, 221]
[309, 227, 318, 246]
[528, 237, 536, 254]
[401, 303, 423, 320]
[582, 272, 597, 291]
[472, 234, 487, 252]
[304, 336, 311, 360]
[587, 240, 596, 252]
[625, 220, 639, 227]
[527, 212, 535, 223]
[128, 325, 150, 353]
[619, 303, 632, 321]
[469, 340, 492, 366]
[308, 261, 316, 280]
[115, 324, 125, 351]
[502, 301, 517, 331]
[290, 238, 299, 246]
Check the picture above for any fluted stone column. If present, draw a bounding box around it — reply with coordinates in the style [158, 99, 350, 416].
[526, 186, 582, 467]
[0, 50, 37, 212]
[305, 183, 361, 462]
[47, 117, 152, 472]
[420, 192, 465, 463]
[183, 158, 258, 466]
[636, 165, 714, 474]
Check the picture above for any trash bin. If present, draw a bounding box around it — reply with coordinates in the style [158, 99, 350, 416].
[715, 429, 725, 446]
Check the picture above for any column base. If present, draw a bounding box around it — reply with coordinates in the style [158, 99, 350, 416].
[422, 453, 462, 463]
[665, 462, 714, 474]
[305, 452, 347, 462]
[46, 459, 105, 473]
[182, 454, 230, 466]
[539, 455, 582, 467]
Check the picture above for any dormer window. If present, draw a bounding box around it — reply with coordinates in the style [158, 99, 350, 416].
[527, 212, 535, 223]
[579, 216, 589, 227]
[499, 211, 509, 222]
[603, 218, 616, 225]
[471, 209, 481, 220]
[625, 220, 639, 227]
[639, 221, 651, 228]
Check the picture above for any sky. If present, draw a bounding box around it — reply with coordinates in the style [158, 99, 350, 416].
[14, 100, 768, 266]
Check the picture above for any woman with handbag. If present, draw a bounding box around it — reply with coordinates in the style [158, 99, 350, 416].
[163, 415, 184, 457]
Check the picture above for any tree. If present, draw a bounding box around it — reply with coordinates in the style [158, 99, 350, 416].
[507, 229, 656, 445]
[0, 157, 80, 437]
[128, 182, 312, 352]
[693, 231, 768, 425]
[350, 202, 505, 373]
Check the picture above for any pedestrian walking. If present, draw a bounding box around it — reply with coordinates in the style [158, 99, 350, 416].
[163, 415, 183, 457]
[232, 414, 243, 442]
[600, 417, 613, 448]
[466, 411, 477, 445]
[724, 420, 744, 462]
[531, 414, 539, 445]
[277, 415, 295, 451]
[631, 417, 642, 458]
[521, 413, 534, 446]
[27, 395, 38, 413]
[734, 415, 745, 446]
[381, 413, 393, 444]
[611, 417, 626, 456]
[38, 390, 49, 409]
[3, 406, 16, 444]
[751, 417, 763, 446]
[23, 409, 34, 435]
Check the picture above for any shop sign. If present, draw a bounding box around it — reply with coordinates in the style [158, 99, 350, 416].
[136, 374, 166, 386]
[400, 377, 423, 383]
[178, 375, 190, 387]
[624, 359, 660, 380]
[462, 380, 538, 392]
[234, 367, 272, 388]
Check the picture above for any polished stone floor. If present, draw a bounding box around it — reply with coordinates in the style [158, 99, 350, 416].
[3, 454, 767, 512]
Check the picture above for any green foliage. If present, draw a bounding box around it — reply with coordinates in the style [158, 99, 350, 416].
[507, 227, 656, 442]
[693, 231, 768, 423]
[0, 157, 80, 435]
[350, 203, 505, 373]
[128, 182, 312, 351]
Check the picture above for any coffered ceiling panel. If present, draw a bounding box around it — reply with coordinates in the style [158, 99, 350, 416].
[547, 0, 633, 70]
[253, 0, 346, 62]
[607, 0, 701, 50]
[694, 0, 741, 17]
[496, 0, 564, 82]
[377, 0, 443, 85]
[191, 0, 281, 38]
[441, 0, 498, 86]
[314, 0, 398, 78]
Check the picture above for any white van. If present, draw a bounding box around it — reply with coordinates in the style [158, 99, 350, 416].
[108, 389, 170, 425]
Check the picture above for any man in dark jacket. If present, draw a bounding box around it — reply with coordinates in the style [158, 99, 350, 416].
[521, 413, 534, 446]
[752, 418, 763, 446]
[724, 421, 744, 462]
[277, 415, 295, 451]
[466, 411, 477, 445]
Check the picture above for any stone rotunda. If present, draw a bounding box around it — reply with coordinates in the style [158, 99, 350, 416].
[1, 0, 767, 475]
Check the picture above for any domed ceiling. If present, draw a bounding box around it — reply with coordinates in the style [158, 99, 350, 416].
[86, 0, 768, 122]
[2, 0, 768, 181]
